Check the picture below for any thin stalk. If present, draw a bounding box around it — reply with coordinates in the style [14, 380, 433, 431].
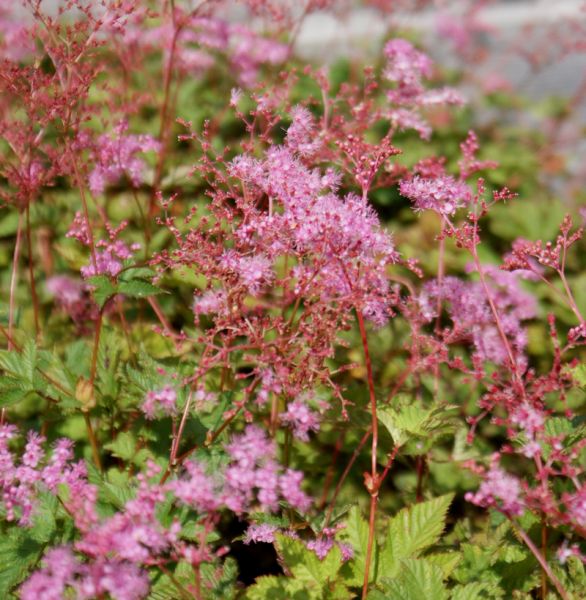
[89, 312, 103, 387]
[513, 521, 568, 600]
[8, 211, 24, 350]
[433, 220, 446, 399]
[83, 412, 103, 472]
[541, 518, 548, 600]
[357, 311, 379, 600]
[170, 390, 194, 466]
[270, 392, 279, 436]
[472, 249, 522, 389]
[86, 312, 103, 472]
[324, 427, 372, 527]
[25, 204, 40, 340]
[318, 432, 344, 509]
[559, 270, 585, 325]
[149, 2, 181, 219]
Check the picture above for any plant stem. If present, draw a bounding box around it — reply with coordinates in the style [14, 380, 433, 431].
[83, 412, 103, 472]
[357, 311, 379, 600]
[25, 204, 40, 340]
[541, 517, 548, 600]
[86, 312, 103, 472]
[513, 520, 569, 600]
[324, 427, 371, 527]
[8, 211, 23, 350]
[318, 432, 344, 508]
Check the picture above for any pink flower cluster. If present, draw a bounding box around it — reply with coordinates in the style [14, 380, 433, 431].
[0, 425, 88, 525]
[141, 386, 178, 419]
[279, 399, 321, 441]
[399, 175, 471, 216]
[87, 121, 160, 195]
[45, 275, 99, 329]
[223, 426, 311, 513]
[20, 547, 149, 600]
[419, 266, 536, 365]
[226, 136, 398, 325]
[21, 462, 176, 600]
[383, 39, 464, 139]
[465, 456, 524, 516]
[166, 426, 312, 515]
[80, 239, 141, 279]
[67, 213, 140, 279]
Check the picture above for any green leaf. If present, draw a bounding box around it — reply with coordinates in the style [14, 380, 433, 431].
[0, 529, 44, 596]
[119, 267, 157, 282]
[379, 494, 454, 579]
[244, 575, 306, 600]
[87, 275, 117, 309]
[426, 552, 461, 578]
[117, 280, 163, 299]
[104, 431, 136, 462]
[381, 558, 448, 600]
[339, 506, 378, 585]
[451, 582, 492, 600]
[276, 533, 342, 589]
[29, 492, 58, 544]
[567, 363, 586, 388]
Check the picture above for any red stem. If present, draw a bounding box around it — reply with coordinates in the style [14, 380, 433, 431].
[357, 311, 379, 600]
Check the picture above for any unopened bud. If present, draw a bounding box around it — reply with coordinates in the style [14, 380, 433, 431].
[76, 377, 95, 412]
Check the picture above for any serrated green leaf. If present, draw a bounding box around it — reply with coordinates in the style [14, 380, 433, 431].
[104, 431, 136, 461]
[379, 494, 454, 579]
[544, 417, 573, 438]
[451, 582, 492, 600]
[339, 505, 378, 585]
[426, 552, 461, 578]
[380, 558, 448, 600]
[567, 363, 586, 388]
[0, 530, 44, 596]
[29, 492, 58, 544]
[276, 533, 342, 590]
[244, 575, 306, 600]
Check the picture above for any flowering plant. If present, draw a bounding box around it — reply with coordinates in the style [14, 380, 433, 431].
[0, 1, 585, 599]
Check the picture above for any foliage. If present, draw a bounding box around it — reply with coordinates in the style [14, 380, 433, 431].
[0, 1, 585, 599]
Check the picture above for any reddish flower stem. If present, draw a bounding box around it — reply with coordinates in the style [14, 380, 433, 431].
[25, 204, 40, 340]
[8, 211, 23, 351]
[357, 311, 379, 600]
[513, 520, 569, 600]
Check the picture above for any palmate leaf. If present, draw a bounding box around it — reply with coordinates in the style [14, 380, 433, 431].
[379, 494, 454, 579]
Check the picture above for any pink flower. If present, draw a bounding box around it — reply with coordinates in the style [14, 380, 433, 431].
[141, 386, 177, 419]
[286, 106, 322, 157]
[465, 457, 524, 516]
[399, 175, 471, 216]
[169, 461, 220, 512]
[280, 399, 321, 441]
[87, 121, 160, 195]
[243, 523, 278, 544]
[279, 469, 311, 512]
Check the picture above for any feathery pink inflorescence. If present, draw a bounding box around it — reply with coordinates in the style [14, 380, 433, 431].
[87, 121, 160, 196]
